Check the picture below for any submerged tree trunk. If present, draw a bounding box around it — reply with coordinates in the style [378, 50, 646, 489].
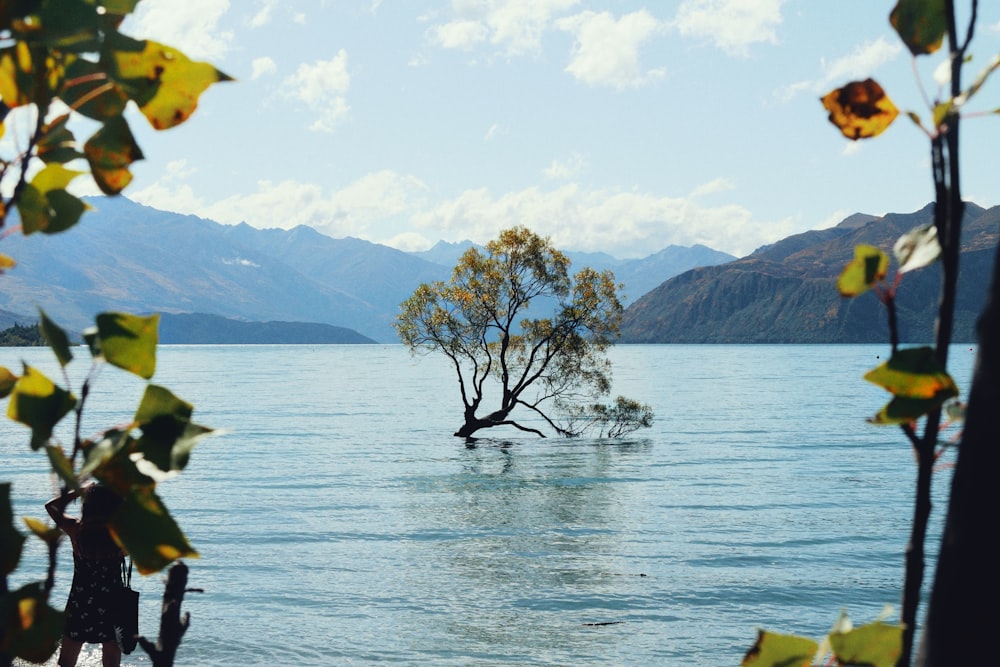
[917, 240, 1000, 665]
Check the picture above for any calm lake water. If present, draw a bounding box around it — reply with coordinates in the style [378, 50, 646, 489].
[2, 344, 976, 666]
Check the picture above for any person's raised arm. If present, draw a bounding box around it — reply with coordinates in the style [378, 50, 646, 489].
[45, 483, 91, 531]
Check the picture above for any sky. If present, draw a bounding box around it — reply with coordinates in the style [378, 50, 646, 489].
[88, 1, 1000, 259]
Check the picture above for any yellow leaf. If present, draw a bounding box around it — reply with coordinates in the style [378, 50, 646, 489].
[0, 252, 16, 271]
[821, 79, 899, 140]
[112, 39, 232, 130]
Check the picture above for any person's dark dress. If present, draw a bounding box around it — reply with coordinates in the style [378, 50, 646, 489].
[64, 552, 124, 643]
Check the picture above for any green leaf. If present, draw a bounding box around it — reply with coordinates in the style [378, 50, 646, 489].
[869, 395, 949, 425]
[133, 384, 213, 473]
[95, 312, 159, 379]
[16, 165, 91, 235]
[838, 244, 889, 297]
[0, 582, 65, 663]
[864, 346, 959, 400]
[108, 34, 233, 130]
[1, 483, 26, 576]
[39, 309, 73, 367]
[45, 444, 79, 490]
[60, 56, 129, 121]
[84, 114, 144, 194]
[742, 629, 818, 667]
[829, 621, 903, 667]
[110, 486, 198, 575]
[36, 113, 84, 165]
[890, 0, 947, 56]
[6, 365, 77, 450]
[893, 223, 941, 274]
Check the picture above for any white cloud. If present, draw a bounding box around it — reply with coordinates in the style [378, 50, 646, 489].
[124, 0, 234, 61]
[131, 168, 797, 258]
[543, 153, 587, 180]
[430, 0, 581, 56]
[673, 0, 787, 57]
[282, 50, 351, 132]
[410, 183, 795, 257]
[484, 123, 507, 141]
[430, 19, 489, 50]
[557, 10, 665, 89]
[689, 177, 736, 198]
[776, 37, 902, 102]
[250, 0, 279, 28]
[251, 57, 278, 80]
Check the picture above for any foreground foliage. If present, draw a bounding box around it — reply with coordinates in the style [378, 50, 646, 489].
[0, 2, 229, 664]
[397, 226, 652, 439]
[748, 0, 999, 665]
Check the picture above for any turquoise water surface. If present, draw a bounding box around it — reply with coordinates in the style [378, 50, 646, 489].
[2, 344, 975, 666]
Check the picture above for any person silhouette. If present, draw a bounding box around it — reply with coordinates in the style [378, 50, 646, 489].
[46, 483, 127, 667]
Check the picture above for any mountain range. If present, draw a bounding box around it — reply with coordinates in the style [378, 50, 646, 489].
[0, 196, 734, 343]
[621, 202, 999, 343]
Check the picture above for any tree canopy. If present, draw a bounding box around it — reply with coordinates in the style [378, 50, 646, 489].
[397, 226, 652, 439]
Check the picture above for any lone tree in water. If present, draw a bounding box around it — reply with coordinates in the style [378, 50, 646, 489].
[397, 226, 652, 439]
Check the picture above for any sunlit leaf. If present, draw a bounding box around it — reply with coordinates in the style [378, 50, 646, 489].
[7, 365, 77, 449]
[829, 621, 903, 667]
[85, 114, 144, 194]
[821, 79, 899, 140]
[109, 35, 233, 130]
[110, 486, 198, 575]
[0, 42, 34, 107]
[17, 166, 91, 235]
[893, 224, 941, 274]
[742, 629, 818, 667]
[932, 100, 954, 127]
[95, 312, 158, 379]
[0, 252, 15, 271]
[0, 366, 17, 398]
[1, 483, 26, 576]
[838, 244, 889, 297]
[890, 0, 947, 56]
[45, 444, 78, 490]
[864, 346, 959, 399]
[22, 517, 61, 544]
[39, 309, 73, 367]
[0, 583, 65, 663]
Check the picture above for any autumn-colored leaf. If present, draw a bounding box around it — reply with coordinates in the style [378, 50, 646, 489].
[84, 115, 144, 194]
[838, 244, 889, 297]
[890, 0, 947, 56]
[821, 79, 899, 140]
[0, 366, 17, 398]
[108, 35, 233, 130]
[742, 629, 818, 667]
[0, 252, 15, 272]
[864, 346, 958, 400]
[36, 114, 84, 165]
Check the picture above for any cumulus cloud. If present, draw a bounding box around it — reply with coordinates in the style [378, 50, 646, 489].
[132, 167, 796, 258]
[557, 10, 665, 89]
[409, 183, 795, 257]
[251, 57, 278, 80]
[673, 0, 787, 57]
[124, 0, 234, 61]
[429, 0, 581, 56]
[543, 153, 588, 180]
[776, 37, 902, 102]
[282, 50, 351, 132]
[249, 0, 279, 28]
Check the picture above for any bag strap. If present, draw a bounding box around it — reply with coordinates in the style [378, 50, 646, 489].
[121, 556, 133, 589]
